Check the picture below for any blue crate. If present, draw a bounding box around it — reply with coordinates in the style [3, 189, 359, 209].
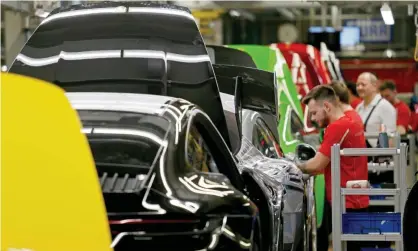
[370, 184, 386, 200]
[361, 249, 393, 251]
[342, 212, 401, 234]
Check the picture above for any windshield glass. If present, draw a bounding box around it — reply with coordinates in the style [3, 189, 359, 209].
[78, 110, 170, 169]
[9, 7, 211, 86]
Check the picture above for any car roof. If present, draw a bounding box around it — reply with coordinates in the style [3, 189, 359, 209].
[2, 73, 112, 251]
[48, 1, 192, 17]
[66, 92, 180, 115]
[10, 2, 231, 150]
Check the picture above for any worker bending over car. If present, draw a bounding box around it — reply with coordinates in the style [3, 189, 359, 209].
[297, 85, 369, 251]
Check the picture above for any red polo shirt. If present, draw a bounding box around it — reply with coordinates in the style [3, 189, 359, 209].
[410, 104, 418, 132]
[394, 101, 410, 130]
[319, 115, 369, 209]
[350, 97, 362, 109]
[345, 110, 364, 128]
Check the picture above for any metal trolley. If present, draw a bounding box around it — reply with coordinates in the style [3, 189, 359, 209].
[330, 142, 408, 251]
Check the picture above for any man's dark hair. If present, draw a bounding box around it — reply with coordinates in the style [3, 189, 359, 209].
[345, 81, 359, 97]
[302, 85, 338, 105]
[379, 81, 397, 92]
[330, 80, 350, 104]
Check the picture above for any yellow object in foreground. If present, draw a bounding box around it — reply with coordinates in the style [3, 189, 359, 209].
[1, 73, 112, 251]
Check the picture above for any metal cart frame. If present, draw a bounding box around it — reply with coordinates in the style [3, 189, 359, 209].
[331, 143, 408, 251]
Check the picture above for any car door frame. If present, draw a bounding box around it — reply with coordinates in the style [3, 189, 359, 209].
[183, 108, 246, 192]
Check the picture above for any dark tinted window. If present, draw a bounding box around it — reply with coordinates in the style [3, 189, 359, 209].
[78, 110, 170, 168]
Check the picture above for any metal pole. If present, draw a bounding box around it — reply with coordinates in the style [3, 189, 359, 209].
[331, 144, 342, 251]
[408, 134, 416, 184]
[397, 143, 407, 251]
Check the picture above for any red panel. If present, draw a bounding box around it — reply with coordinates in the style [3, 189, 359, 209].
[340, 59, 418, 93]
[275, 43, 332, 85]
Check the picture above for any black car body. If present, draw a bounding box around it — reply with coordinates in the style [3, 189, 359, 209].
[9, 2, 315, 251]
[67, 92, 259, 251]
[213, 63, 315, 251]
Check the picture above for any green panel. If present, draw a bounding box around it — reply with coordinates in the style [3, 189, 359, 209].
[227, 45, 276, 72]
[227, 45, 304, 153]
[228, 45, 303, 120]
[315, 175, 325, 228]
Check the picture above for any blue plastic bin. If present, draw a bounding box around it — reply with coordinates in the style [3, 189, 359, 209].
[342, 213, 401, 234]
[360, 249, 393, 251]
[370, 184, 385, 200]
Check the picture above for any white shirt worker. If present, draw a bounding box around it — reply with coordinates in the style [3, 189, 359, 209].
[356, 93, 396, 147]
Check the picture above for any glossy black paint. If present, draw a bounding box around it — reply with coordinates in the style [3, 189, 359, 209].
[211, 49, 311, 251]
[213, 64, 277, 117]
[9, 1, 231, 151]
[79, 100, 258, 251]
[9, 3, 311, 251]
[207, 45, 257, 68]
[403, 180, 418, 251]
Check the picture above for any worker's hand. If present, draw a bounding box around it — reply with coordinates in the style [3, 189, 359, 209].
[397, 125, 407, 135]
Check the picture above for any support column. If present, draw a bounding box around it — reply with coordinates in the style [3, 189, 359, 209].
[4, 10, 25, 67]
[320, 3, 327, 28]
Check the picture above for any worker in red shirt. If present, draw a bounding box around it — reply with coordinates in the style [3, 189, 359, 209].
[345, 81, 362, 109]
[298, 85, 368, 251]
[379, 81, 410, 135]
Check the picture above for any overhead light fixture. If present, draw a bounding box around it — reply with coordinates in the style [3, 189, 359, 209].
[407, 4, 414, 16]
[229, 10, 241, 17]
[291, 9, 302, 16]
[380, 3, 394, 25]
[383, 48, 396, 58]
[35, 9, 50, 18]
[277, 8, 295, 20]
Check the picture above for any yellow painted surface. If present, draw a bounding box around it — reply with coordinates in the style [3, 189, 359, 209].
[1, 73, 112, 251]
[191, 9, 224, 19]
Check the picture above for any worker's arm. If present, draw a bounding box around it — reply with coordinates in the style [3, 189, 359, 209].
[380, 103, 397, 134]
[396, 103, 410, 135]
[297, 152, 330, 175]
[297, 122, 349, 174]
[379, 103, 397, 147]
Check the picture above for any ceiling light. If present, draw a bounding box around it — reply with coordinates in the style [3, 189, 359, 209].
[277, 8, 295, 20]
[383, 48, 396, 58]
[229, 10, 241, 17]
[380, 3, 394, 25]
[407, 4, 414, 16]
[35, 9, 50, 18]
